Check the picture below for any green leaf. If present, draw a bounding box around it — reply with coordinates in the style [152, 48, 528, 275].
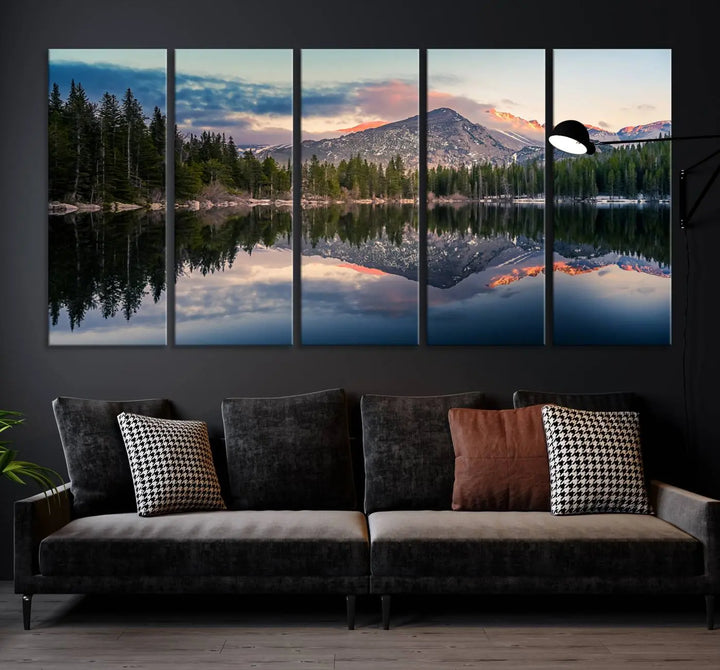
[4, 471, 26, 485]
[0, 409, 65, 509]
[0, 448, 17, 472]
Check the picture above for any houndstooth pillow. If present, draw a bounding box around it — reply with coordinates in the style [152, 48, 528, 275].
[541, 405, 652, 516]
[117, 413, 226, 517]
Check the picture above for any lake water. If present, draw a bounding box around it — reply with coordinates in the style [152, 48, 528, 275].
[48, 210, 166, 345]
[48, 202, 671, 347]
[553, 203, 671, 345]
[175, 207, 292, 345]
[301, 204, 418, 345]
[427, 203, 545, 345]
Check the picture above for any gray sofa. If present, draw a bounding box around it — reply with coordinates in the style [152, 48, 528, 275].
[13, 390, 720, 631]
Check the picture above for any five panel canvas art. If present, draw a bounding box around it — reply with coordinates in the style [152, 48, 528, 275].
[48, 49, 672, 346]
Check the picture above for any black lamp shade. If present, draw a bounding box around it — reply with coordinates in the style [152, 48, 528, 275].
[549, 120, 596, 155]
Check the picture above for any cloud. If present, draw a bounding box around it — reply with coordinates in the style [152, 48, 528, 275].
[598, 120, 611, 129]
[501, 98, 519, 106]
[49, 62, 166, 114]
[175, 74, 292, 117]
[353, 80, 419, 119]
[302, 79, 418, 119]
[429, 73, 461, 85]
[302, 85, 357, 117]
[428, 90, 495, 123]
[637, 103, 656, 111]
[174, 73, 292, 144]
[302, 79, 418, 138]
[177, 248, 292, 320]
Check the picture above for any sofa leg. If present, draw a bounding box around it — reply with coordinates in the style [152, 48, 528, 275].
[706, 595, 715, 630]
[346, 595, 356, 630]
[22, 594, 32, 631]
[381, 594, 391, 630]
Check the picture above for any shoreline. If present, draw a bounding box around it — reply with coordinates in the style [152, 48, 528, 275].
[49, 194, 670, 215]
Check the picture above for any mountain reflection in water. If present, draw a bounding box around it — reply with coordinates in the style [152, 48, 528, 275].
[48, 202, 671, 346]
[301, 204, 418, 345]
[553, 203, 671, 345]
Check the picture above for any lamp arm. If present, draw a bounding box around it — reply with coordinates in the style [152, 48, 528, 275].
[680, 159, 720, 229]
[597, 134, 720, 146]
[592, 134, 720, 230]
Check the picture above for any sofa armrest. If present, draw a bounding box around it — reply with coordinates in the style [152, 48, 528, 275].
[650, 480, 720, 588]
[14, 483, 72, 590]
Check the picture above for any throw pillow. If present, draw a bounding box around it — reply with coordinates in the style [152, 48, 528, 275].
[541, 404, 652, 515]
[221, 389, 355, 510]
[361, 392, 485, 513]
[52, 397, 174, 517]
[513, 389, 639, 412]
[448, 405, 550, 511]
[117, 413, 226, 517]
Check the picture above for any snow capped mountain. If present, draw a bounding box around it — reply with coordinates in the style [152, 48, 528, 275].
[586, 126, 620, 143]
[481, 108, 545, 145]
[617, 121, 671, 141]
[252, 110, 671, 168]
[586, 121, 672, 145]
[427, 107, 540, 167]
[257, 107, 545, 169]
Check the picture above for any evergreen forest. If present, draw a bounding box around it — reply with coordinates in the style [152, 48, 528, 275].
[554, 140, 670, 200]
[48, 82, 166, 204]
[175, 130, 291, 200]
[49, 81, 670, 206]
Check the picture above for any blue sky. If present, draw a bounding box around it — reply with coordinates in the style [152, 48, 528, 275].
[47, 49, 671, 150]
[554, 49, 671, 130]
[429, 49, 545, 125]
[49, 49, 166, 115]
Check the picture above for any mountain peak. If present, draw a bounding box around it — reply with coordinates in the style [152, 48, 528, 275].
[429, 107, 464, 120]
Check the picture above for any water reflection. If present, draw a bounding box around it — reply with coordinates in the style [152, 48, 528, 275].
[427, 203, 545, 345]
[554, 203, 671, 345]
[48, 210, 166, 345]
[48, 202, 671, 347]
[175, 207, 292, 345]
[301, 204, 418, 345]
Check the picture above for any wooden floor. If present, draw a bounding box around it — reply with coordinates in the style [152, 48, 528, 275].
[0, 582, 718, 669]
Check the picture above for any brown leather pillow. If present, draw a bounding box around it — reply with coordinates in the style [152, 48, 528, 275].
[448, 405, 550, 511]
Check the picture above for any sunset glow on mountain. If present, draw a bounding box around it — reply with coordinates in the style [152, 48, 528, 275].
[337, 263, 388, 276]
[488, 265, 544, 288]
[485, 108, 544, 132]
[488, 259, 670, 289]
[337, 121, 388, 133]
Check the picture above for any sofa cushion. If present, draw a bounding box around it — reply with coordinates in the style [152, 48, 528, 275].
[541, 405, 652, 515]
[361, 392, 485, 514]
[368, 511, 702, 578]
[222, 389, 355, 510]
[117, 413, 226, 517]
[513, 390, 639, 412]
[448, 406, 550, 511]
[40, 510, 369, 577]
[53, 397, 173, 517]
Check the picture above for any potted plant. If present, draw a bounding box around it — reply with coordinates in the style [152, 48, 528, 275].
[1, 410, 64, 498]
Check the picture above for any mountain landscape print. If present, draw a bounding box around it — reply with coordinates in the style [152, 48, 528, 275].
[299, 49, 419, 345]
[48, 49, 167, 345]
[553, 49, 671, 345]
[45, 48, 672, 348]
[174, 49, 293, 345]
[426, 50, 546, 345]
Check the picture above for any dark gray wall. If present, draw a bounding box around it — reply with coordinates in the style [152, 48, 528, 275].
[2, 0, 719, 579]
